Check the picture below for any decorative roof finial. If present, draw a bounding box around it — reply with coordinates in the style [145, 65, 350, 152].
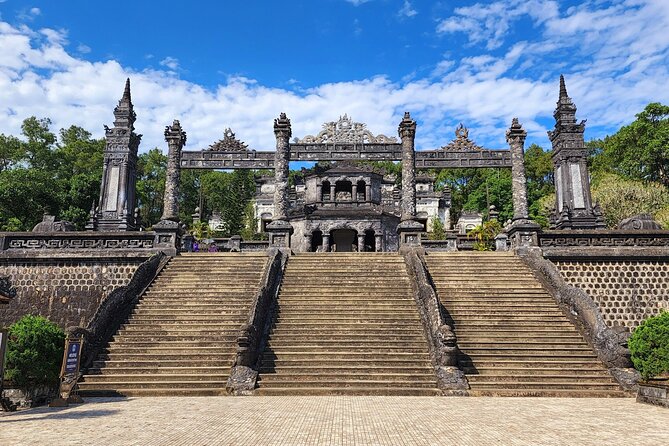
[122, 78, 132, 103]
[559, 74, 568, 100]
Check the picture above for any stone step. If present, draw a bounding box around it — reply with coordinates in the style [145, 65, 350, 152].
[93, 360, 231, 368]
[109, 341, 235, 348]
[272, 315, 421, 322]
[458, 359, 604, 368]
[128, 315, 247, 322]
[467, 381, 622, 391]
[78, 380, 228, 390]
[262, 352, 430, 360]
[263, 345, 429, 353]
[458, 342, 592, 349]
[466, 374, 615, 383]
[258, 373, 435, 383]
[465, 389, 629, 397]
[104, 346, 236, 355]
[254, 387, 442, 396]
[112, 334, 238, 342]
[256, 380, 437, 389]
[87, 366, 231, 375]
[459, 353, 598, 361]
[261, 359, 431, 367]
[99, 353, 235, 361]
[78, 388, 228, 397]
[456, 335, 585, 342]
[261, 365, 435, 374]
[464, 367, 612, 376]
[82, 373, 229, 383]
[267, 328, 425, 336]
[116, 329, 240, 337]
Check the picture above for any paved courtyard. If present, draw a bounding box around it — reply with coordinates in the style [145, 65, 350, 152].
[1, 396, 667, 445]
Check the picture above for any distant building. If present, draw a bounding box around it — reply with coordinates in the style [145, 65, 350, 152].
[240, 162, 451, 252]
[455, 211, 483, 235]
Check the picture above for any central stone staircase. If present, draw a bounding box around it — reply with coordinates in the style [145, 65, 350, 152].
[78, 253, 267, 396]
[425, 252, 627, 397]
[257, 253, 440, 395]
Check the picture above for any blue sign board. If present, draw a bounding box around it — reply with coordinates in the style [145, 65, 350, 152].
[62, 339, 82, 376]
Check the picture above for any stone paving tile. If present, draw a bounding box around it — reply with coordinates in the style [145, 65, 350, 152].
[1, 397, 668, 446]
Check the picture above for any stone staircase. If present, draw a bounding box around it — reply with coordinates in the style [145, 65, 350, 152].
[425, 252, 627, 397]
[78, 253, 267, 396]
[257, 253, 440, 395]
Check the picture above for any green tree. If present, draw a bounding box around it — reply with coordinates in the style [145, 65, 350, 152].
[592, 173, 669, 228]
[428, 216, 446, 240]
[592, 103, 669, 187]
[136, 148, 167, 227]
[5, 315, 65, 390]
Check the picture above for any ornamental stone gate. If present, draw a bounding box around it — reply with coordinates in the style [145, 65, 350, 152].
[92, 76, 602, 252]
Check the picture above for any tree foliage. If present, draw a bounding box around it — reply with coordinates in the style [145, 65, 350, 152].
[629, 311, 669, 380]
[5, 315, 65, 390]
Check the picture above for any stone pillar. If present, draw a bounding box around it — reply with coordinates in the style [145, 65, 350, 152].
[330, 183, 336, 202]
[352, 183, 358, 203]
[322, 233, 330, 252]
[504, 118, 541, 250]
[316, 183, 322, 202]
[357, 234, 365, 252]
[161, 120, 186, 221]
[507, 118, 529, 220]
[548, 75, 605, 230]
[365, 184, 371, 203]
[375, 234, 383, 252]
[396, 112, 424, 247]
[266, 113, 294, 248]
[95, 79, 142, 231]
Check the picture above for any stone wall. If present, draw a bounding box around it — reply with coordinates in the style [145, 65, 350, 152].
[553, 260, 669, 330]
[0, 258, 144, 329]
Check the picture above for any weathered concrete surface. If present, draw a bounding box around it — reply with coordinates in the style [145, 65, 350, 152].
[1, 397, 667, 445]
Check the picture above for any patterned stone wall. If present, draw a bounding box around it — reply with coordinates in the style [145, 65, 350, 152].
[554, 260, 669, 330]
[0, 259, 143, 329]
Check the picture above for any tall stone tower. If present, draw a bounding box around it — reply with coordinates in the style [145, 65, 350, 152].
[548, 75, 605, 230]
[93, 79, 142, 231]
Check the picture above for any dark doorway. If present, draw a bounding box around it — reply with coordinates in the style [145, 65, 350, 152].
[330, 228, 357, 252]
[364, 229, 376, 252]
[311, 230, 323, 252]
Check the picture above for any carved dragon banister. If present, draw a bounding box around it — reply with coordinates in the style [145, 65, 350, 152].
[518, 248, 640, 391]
[402, 248, 469, 393]
[227, 248, 288, 394]
[68, 252, 170, 373]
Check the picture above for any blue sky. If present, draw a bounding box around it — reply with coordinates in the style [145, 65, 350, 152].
[1, 0, 668, 152]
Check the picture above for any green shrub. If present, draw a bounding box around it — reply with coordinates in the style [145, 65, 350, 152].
[468, 220, 502, 251]
[5, 315, 65, 389]
[629, 311, 669, 380]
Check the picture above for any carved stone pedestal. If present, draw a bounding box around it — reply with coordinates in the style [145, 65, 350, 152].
[152, 219, 181, 256]
[505, 219, 541, 250]
[266, 220, 293, 249]
[397, 220, 424, 247]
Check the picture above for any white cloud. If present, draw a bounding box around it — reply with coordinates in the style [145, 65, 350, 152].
[159, 56, 179, 71]
[77, 43, 91, 54]
[29, 7, 41, 16]
[345, 0, 370, 5]
[398, 1, 417, 18]
[0, 3, 668, 156]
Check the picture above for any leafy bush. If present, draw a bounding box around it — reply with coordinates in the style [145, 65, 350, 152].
[428, 216, 446, 240]
[469, 220, 502, 251]
[5, 315, 65, 389]
[629, 311, 669, 380]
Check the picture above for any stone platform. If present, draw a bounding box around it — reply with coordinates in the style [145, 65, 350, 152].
[0, 396, 667, 445]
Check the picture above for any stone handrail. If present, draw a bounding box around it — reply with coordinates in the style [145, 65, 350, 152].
[518, 248, 640, 391]
[68, 252, 170, 373]
[539, 230, 669, 261]
[402, 248, 469, 392]
[227, 248, 288, 394]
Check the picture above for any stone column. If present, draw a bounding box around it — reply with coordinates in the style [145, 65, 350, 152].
[507, 118, 529, 220]
[161, 120, 186, 221]
[330, 183, 336, 202]
[352, 183, 358, 203]
[272, 113, 291, 221]
[316, 183, 322, 202]
[399, 112, 417, 221]
[396, 112, 423, 247]
[366, 184, 371, 202]
[357, 234, 365, 252]
[505, 118, 541, 250]
[322, 233, 330, 252]
[375, 234, 383, 252]
[266, 113, 294, 248]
